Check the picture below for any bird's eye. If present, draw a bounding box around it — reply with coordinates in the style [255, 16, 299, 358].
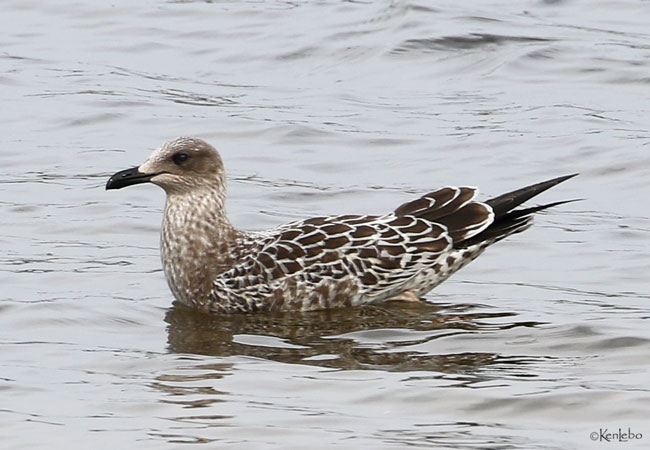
[172, 153, 189, 165]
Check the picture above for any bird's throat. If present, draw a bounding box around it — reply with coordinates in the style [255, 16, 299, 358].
[160, 191, 239, 308]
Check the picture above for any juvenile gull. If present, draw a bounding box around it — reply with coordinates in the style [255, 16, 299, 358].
[106, 137, 576, 314]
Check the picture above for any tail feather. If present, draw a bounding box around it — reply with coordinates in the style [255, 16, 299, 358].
[499, 199, 580, 221]
[459, 215, 532, 247]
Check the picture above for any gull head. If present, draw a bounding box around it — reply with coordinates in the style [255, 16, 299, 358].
[106, 137, 226, 195]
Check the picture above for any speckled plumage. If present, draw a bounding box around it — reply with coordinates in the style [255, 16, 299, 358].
[107, 137, 576, 314]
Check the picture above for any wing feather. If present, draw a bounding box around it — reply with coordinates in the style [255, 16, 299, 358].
[216, 214, 453, 299]
[214, 185, 500, 304]
[394, 186, 493, 242]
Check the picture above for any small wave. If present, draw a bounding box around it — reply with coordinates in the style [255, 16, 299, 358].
[394, 33, 553, 54]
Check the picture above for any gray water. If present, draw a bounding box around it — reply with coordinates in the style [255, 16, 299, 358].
[2, 1, 649, 448]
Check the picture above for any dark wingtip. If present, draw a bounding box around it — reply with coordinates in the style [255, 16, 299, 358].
[486, 173, 578, 218]
[459, 175, 579, 247]
[555, 173, 579, 182]
[547, 173, 579, 187]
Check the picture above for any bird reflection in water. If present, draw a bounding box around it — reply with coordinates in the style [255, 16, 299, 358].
[164, 301, 544, 374]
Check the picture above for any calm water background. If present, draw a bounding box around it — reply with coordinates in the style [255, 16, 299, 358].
[2, 1, 649, 448]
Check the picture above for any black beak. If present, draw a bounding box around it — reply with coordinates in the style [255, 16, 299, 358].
[106, 167, 160, 190]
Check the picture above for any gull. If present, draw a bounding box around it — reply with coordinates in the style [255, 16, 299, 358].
[107, 137, 576, 313]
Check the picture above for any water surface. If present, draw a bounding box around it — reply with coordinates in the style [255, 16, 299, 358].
[1, 1, 649, 448]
